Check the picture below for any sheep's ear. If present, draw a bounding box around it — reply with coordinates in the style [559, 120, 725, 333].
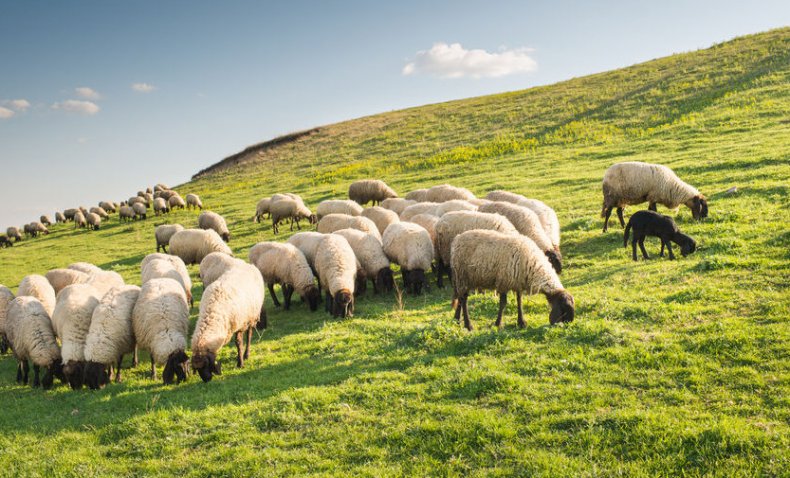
[213, 360, 222, 375]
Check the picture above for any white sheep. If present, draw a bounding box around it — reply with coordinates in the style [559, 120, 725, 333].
[316, 199, 364, 220]
[199, 252, 246, 289]
[404, 189, 428, 202]
[169, 194, 187, 210]
[382, 222, 434, 295]
[84, 270, 125, 299]
[317, 214, 382, 242]
[140, 253, 192, 302]
[40, 215, 52, 226]
[119, 205, 135, 222]
[424, 184, 476, 203]
[51, 284, 102, 389]
[191, 262, 265, 382]
[451, 229, 575, 330]
[380, 198, 416, 215]
[198, 211, 231, 242]
[361, 206, 400, 236]
[253, 197, 271, 223]
[99, 201, 116, 213]
[0, 285, 15, 353]
[5, 296, 64, 388]
[314, 234, 357, 318]
[249, 242, 320, 311]
[89, 207, 109, 219]
[270, 197, 315, 234]
[74, 211, 88, 228]
[45, 268, 90, 295]
[18, 274, 57, 317]
[601, 161, 708, 232]
[153, 197, 170, 216]
[67, 262, 102, 274]
[6, 226, 22, 242]
[484, 191, 561, 250]
[141, 258, 193, 307]
[132, 202, 147, 220]
[55, 212, 66, 223]
[86, 212, 101, 230]
[408, 213, 440, 259]
[186, 193, 203, 210]
[287, 231, 325, 282]
[348, 179, 398, 205]
[400, 202, 440, 221]
[169, 228, 232, 265]
[155, 224, 184, 253]
[132, 278, 190, 384]
[332, 228, 394, 293]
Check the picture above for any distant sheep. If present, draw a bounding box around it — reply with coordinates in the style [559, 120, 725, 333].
[424, 184, 476, 203]
[404, 189, 428, 202]
[169, 228, 232, 265]
[5, 297, 64, 388]
[249, 242, 319, 311]
[99, 201, 117, 213]
[253, 198, 271, 223]
[186, 193, 203, 210]
[380, 198, 416, 215]
[6, 227, 22, 242]
[314, 234, 357, 318]
[316, 199, 363, 220]
[40, 215, 52, 226]
[63, 208, 78, 221]
[18, 274, 57, 317]
[51, 284, 102, 389]
[270, 197, 315, 234]
[155, 224, 184, 253]
[348, 179, 398, 206]
[333, 228, 394, 293]
[152, 197, 169, 216]
[382, 222, 434, 295]
[624, 210, 697, 261]
[198, 211, 231, 242]
[28, 222, 49, 237]
[361, 206, 400, 236]
[132, 202, 147, 220]
[119, 205, 135, 222]
[86, 212, 101, 230]
[89, 207, 109, 219]
[317, 214, 382, 241]
[74, 211, 88, 228]
[169, 194, 186, 210]
[0, 235, 11, 248]
[55, 212, 66, 223]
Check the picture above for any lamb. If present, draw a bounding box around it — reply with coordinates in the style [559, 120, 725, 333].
[153, 197, 170, 216]
[435, 211, 518, 287]
[141, 257, 194, 307]
[55, 212, 66, 223]
[400, 202, 440, 221]
[45, 268, 90, 295]
[332, 228, 394, 293]
[0, 285, 15, 353]
[270, 197, 315, 234]
[132, 278, 190, 384]
[479, 201, 562, 273]
[132, 202, 147, 220]
[484, 191, 562, 250]
[380, 198, 416, 215]
[186, 193, 203, 210]
[86, 212, 101, 230]
[89, 207, 109, 219]
[424, 184, 476, 203]
[68, 262, 102, 274]
[119, 205, 135, 222]
[451, 230, 575, 330]
[169, 228, 233, 265]
[382, 222, 434, 295]
[169, 194, 187, 210]
[51, 284, 102, 389]
[361, 206, 400, 236]
[40, 215, 52, 226]
[602, 161, 709, 232]
[253, 198, 271, 222]
[99, 201, 116, 213]
[348, 179, 398, 205]
[248, 242, 318, 310]
[198, 211, 231, 242]
[623, 210, 697, 261]
[317, 214, 382, 241]
[155, 224, 184, 253]
[435, 199, 478, 216]
[316, 199, 364, 220]
[5, 297, 64, 388]
[404, 189, 428, 202]
[199, 252, 246, 289]
[191, 263, 265, 382]
[6, 226, 22, 242]
[314, 234, 357, 318]
[18, 274, 57, 317]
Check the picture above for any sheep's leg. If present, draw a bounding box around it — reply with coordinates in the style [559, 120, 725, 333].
[648, 202, 657, 212]
[638, 236, 649, 259]
[257, 305, 268, 329]
[632, 237, 639, 261]
[150, 357, 156, 380]
[245, 326, 252, 360]
[516, 292, 526, 329]
[325, 291, 332, 313]
[295, 218, 302, 230]
[16, 361, 23, 383]
[283, 284, 294, 310]
[116, 354, 124, 382]
[22, 359, 29, 384]
[289, 218, 295, 231]
[133, 346, 139, 367]
[659, 239, 666, 257]
[666, 242, 675, 260]
[436, 261, 444, 288]
[235, 331, 244, 368]
[462, 295, 473, 331]
[616, 208, 625, 228]
[602, 206, 613, 232]
[494, 292, 508, 329]
[268, 283, 281, 307]
[32, 365, 40, 387]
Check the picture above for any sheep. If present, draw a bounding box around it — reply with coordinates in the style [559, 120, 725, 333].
[158, 190, 177, 201]
[169, 228, 232, 265]
[484, 191, 562, 251]
[99, 201, 116, 213]
[435, 211, 518, 287]
[155, 183, 170, 192]
[469, 198, 491, 207]
[317, 214, 382, 242]
[191, 263, 265, 382]
[316, 199, 364, 220]
[333, 228, 394, 294]
[55, 212, 66, 223]
[0, 235, 11, 248]
[5, 297, 64, 388]
[40, 215, 52, 226]
[84, 270, 125, 298]
[424, 184, 476, 203]
[145, 192, 154, 205]
[408, 213, 440, 261]
[45, 268, 90, 295]
[28, 222, 50, 237]
[624, 210, 697, 261]
[348, 179, 398, 206]
[287, 231, 325, 277]
[141, 257, 194, 307]
[63, 208, 78, 221]
[435, 200, 478, 216]
[155, 224, 184, 253]
[400, 202, 440, 221]
[51, 284, 102, 389]
[128, 196, 147, 207]
[169, 194, 187, 210]
[141, 253, 191, 287]
[314, 234, 357, 318]
[68, 262, 102, 274]
[0, 285, 15, 353]
[253, 198, 271, 223]
[199, 252, 246, 289]
[132, 278, 190, 384]
[89, 207, 109, 219]
[86, 212, 101, 230]
[380, 198, 416, 216]
[119, 205, 135, 222]
[153, 197, 170, 216]
[382, 222, 434, 295]
[248, 242, 319, 311]
[18, 274, 56, 317]
[404, 189, 428, 202]
[198, 211, 231, 243]
[132, 202, 147, 220]
[361, 206, 400, 236]
[602, 161, 709, 232]
[479, 201, 562, 273]
[6, 226, 22, 242]
[451, 230, 575, 330]
[186, 193, 203, 210]
[270, 198, 315, 234]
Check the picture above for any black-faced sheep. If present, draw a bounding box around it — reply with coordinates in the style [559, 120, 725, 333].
[314, 234, 357, 318]
[119, 205, 135, 222]
[348, 179, 398, 206]
[99, 201, 117, 213]
[624, 210, 697, 261]
[169, 194, 187, 210]
[382, 222, 433, 295]
[186, 193, 203, 210]
[270, 197, 315, 234]
[249, 242, 320, 311]
[5, 296, 64, 388]
[5, 227, 22, 242]
[198, 211, 231, 242]
[51, 284, 102, 389]
[55, 212, 66, 223]
[333, 228, 394, 294]
[89, 207, 109, 219]
[40, 215, 52, 226]
[86, 212, 101, 230]
[132, 203, 147, 220]
[153, 197, 169, 216]
[253, 198, 271, 223]
[155, 224, 184, 253]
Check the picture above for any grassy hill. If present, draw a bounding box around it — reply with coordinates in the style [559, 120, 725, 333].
[1, 28, 788, 477]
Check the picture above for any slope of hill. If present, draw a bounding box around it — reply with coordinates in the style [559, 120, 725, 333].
[0, 28, 788, 476]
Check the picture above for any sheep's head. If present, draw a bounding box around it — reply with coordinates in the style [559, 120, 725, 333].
[84, 361, 110, 390]
[163, 350, 190, 385]
[221, 232, 230, 243]
[42, 360, 64, 390]
[303, 285, 320, 312]
[63, 360, 85, 390]
[374, 268, 395, 293]
[191, 352, 221, 383]
[676, 233, 697, 257]
[687, 195, 708, 220]
[333, 290, 354, 318]
[547, 290, 575, 324]
[545, 249, 563, 274]
[403, 269, 427, 295]
[308, 214, 318, 225]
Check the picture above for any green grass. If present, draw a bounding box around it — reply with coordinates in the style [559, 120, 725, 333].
[1, 28, 789, 477]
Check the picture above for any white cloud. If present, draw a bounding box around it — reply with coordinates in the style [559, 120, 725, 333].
[0, 106, 14, 119]
[52, 100, 100, 115]
[6, 99, 31, 111]
[131, 82, 156, 93]
[75, 87, 101, 100]
[403, 42, 537, 79]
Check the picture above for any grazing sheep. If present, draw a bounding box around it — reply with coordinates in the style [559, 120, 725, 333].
[624, 210, 697, 261]
[132, 278, 190, 384]
[45, 268, 90, 295]
[155, 183, 170, 192]
[169, 194, 187, 210]
[6, 227, 22, 242]
[68, 262, 102, 274]
[63, 208, 78, 221]
[270, 198, 315, 234]
[333, 228, 394, 294]
[199, 252, 246, 289]
[404, 189, 428, 202]
[119, 205, 135, 222]
[424, 184, 476, 203]
[314, 234, 357, 318]
[141, 258, 193, 307]
[40, 215, 52, 226]
[0, 285, 15, 353]
[18, 274, 57, 317]
[435, 211, 518, 287]
[317, 214, 382, 241]
[316, 199, 364, 220]
[29, 222, 50, 237]
[287, 231, 325, 276]
[0, 235, 11, 248]
[191, 263, 265, 382]
[84, 270, 125, 299]
[249, 242, 319, 311]
[86, 212, 101, 230]
[128, 196, 147, 208]
[602, 161, 709, 232]
[382, 222, 434, 295]
[51, 284, 102, 389]
[158, 190, 177, 201]
[169, 228, 232, 265]
[141, 253, 191, 288]
[89, 207, 109, 219]
[408, 213, 440, 261]
[153, 197, 170, 216]
[99, 201, 116, 213]
[361, 206, 400, 236]
[55, 212, 66, 223]
[400, 202, 440, 221]
[451, 230, 575, 330]
[484, 191, 561, 250]
[132, 202, 147, 220]
[154, 224, 184, 253]
[348, 179, 398, 206]
[479, 201, 562, 273]
[198, 211, 231, 242]
[380, 198, 416, 216]
[186, 193, 203, 210]
[253, 198, 271, 223]
[435, 200, 478, 216]
[5, 297, 64, 388]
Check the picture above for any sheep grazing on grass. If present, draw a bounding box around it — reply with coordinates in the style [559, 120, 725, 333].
[132, 202, 147, 220]
[317, 214, 382, 241]
[141, 256, 194, 307]
[408, 213, 439, 256]
[315, 234, 357, 318]
[186, 193, 203, 210]
[128, 196, 147, 208]
[28, 222, 49, 237]
[316, 199, 364, 220]
[191, 263, 265, 382]
[6, 227, 22, 242]
[74, 211, 87, 228]
[0, 285, 15, 353]
[198, 211, 231, 242]
[249, 242, 320, 311]
[63, 208, 78, 221]
[381, 198, 416, 216]
[253, 198, 271, 223]
[40, 215, 52, 226]
[153, 197, 170, 216]
[200, 252, 246, 289]
[270, 197, 315, 234]
[435, 200, 478, 217]
[86, 212, 101, 230]
[287, 231, 325, 278]
[169, 228, 232, 265]
[119, 205, 135, 222]
[51, 284, 102, 389]
[155, 224, 184, 253]
[169, 194, 187, 210]
[0, 235, 11, 248]
[348, 179, 398, 206]
[424, 184, 476, 203]
[5, 297, 64, 388]
[382, 222, 434, 295]
[485, 191, 562, 252]
[624, 210, 697, 261]
[451, 230, 575, 330]
[99, 201, 117, 213]
[155, 183, 170, 192]
[89, 207, 109, 219]
[55, 212, 66, 223]
[132, 278, 190, 384]
[46, 268, 89, 295]
[157, 190, 177, 201]
[602, 161, 708, 232]
[361, 206, 400, 236]
[333, 228, 394, 294]
[18, 274, 56, 317]
[404, 189, 428, 202]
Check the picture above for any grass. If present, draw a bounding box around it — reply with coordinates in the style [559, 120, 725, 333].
[0, 28, 789, 477]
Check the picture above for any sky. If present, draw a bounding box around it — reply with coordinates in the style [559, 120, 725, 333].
[1, 0, 788, 227]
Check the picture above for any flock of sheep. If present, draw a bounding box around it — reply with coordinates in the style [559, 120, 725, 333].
[0, 160, 707, 390]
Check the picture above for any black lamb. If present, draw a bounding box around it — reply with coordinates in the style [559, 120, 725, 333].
[624, 210, 696, 261]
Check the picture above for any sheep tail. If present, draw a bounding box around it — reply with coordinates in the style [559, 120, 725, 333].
[623, 222, 631, 248]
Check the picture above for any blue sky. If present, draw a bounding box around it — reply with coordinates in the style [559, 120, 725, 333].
[1, 0, 788, 227]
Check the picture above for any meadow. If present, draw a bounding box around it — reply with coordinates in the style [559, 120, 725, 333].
[0, 28, 788, 477]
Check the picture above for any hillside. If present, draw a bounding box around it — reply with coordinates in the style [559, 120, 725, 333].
[0, 28, 788, 476]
